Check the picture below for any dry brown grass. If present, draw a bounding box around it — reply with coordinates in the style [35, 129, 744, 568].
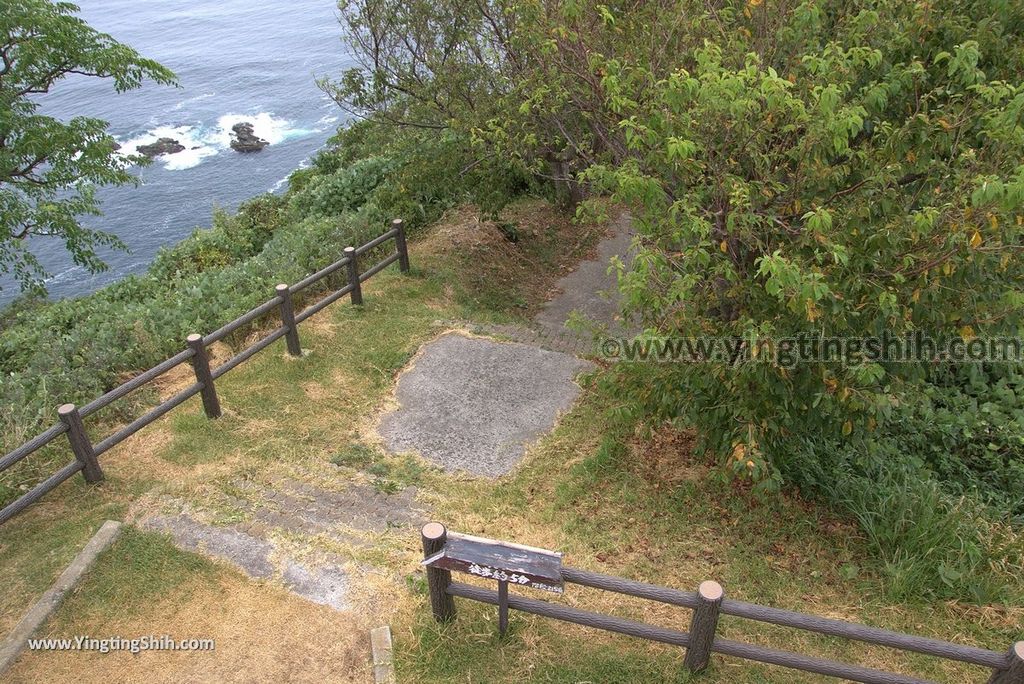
[147, 342, 234, 401]
[6, 572, 373, 684]
[419, 198, 612, 318]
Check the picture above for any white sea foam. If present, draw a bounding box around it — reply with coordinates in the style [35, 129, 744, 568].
[270, 157, 312, 192]
[173, 92, 216, 111]
[209, 112, 313, 148]
[117, 112, 315, 171]
[118, 124, 219, 171]
[315, 114, 340, 130]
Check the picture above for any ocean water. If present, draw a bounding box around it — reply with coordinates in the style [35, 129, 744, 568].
[0, 0, 353, 304]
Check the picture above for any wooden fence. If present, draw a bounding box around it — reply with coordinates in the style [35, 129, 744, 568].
[0, 220, 411, 527]
[421, 523, 1024, 684]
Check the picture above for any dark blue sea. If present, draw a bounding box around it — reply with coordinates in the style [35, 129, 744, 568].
[0, 0, 353, 304]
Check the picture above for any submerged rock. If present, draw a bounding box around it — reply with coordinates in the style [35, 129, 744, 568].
[230, 122, 269, 152]
[135, 137, 185, 158]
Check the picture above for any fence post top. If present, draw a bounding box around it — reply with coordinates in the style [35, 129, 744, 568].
[275, 283, 289, 293]
[422, 522, 447, 541]
[344, 246, 355, 255]
[392, 218, 403, 226]
[186, 333, 202, 344]
[57, 403, 77, 416]
[1013, 641, 1024, 660]
[698, 580, 723, 601]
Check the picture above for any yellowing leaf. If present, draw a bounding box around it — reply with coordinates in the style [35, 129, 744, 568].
[732, 442, 746, 461]
[842, 420, 853, 436]
[720, 240, 729, 253]
[748, 0, 763, 6]
[942, 261, 953, 276]
[960, 325, 975, 341]
[988, 213, 999, 230]
[806, 299, 820, 322]
[970, 231, 982, 248]
[911, 289, 921, 303]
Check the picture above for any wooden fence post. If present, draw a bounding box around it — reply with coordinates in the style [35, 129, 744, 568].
[393, 218, 410, 273]
[57, 404, 103, 483]
[684, 580, 723, 673]
[276, 284, 302, 357]
[345, 247, 363, 306]
[497, 579, 510, 637]
[187, 334, 222, 419]
[989, 642, 1024, 684]
[421, 522, 456, 622]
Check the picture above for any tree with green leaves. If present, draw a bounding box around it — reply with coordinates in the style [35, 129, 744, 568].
[333, 0, 1024, 487]
[1, 0, 175, 293]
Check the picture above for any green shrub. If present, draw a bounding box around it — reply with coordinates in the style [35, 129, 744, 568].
[149, 193, 286, 281]
[881, 365, 1024, 519]
[287, 156, 393, 219]
[0, 211, 372, 462]
[781, 435, 1023, 602]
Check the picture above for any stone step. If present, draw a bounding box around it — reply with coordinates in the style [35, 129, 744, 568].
[137, 480, 428, 611]
[141, 511, 352, 610]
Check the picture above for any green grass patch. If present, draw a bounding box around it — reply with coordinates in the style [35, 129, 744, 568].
[44, 527, 219, 628]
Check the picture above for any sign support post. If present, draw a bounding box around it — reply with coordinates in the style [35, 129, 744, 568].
[498, 580, 509, 637]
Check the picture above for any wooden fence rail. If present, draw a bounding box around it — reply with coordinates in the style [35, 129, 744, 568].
[421, 523, 1024, 684]
[0, 220, 411, 527]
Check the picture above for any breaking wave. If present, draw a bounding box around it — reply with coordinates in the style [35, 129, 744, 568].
[117, 112, 315, 171]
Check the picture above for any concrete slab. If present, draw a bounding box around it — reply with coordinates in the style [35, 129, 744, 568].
[281, 559, 350, 611]
[143, 513, 276, 579]
[378, 333, 593, 477]
[370, 625, 396, 684]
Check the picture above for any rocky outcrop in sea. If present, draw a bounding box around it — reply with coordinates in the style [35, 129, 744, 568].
[230, 122, 269, 152]
[135, 138, 185, 157]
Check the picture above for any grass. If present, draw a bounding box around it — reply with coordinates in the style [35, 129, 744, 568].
[47, 526, 219, 620]
[9, 527, 373, 683]
[0, 197, 1019, 682]
[394, 389, 1021, 683]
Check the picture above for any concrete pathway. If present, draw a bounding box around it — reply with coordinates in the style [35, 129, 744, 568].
[378, 334, 593, 477]
[534, 212, 634, 334]
[377, 213, 634, 476]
